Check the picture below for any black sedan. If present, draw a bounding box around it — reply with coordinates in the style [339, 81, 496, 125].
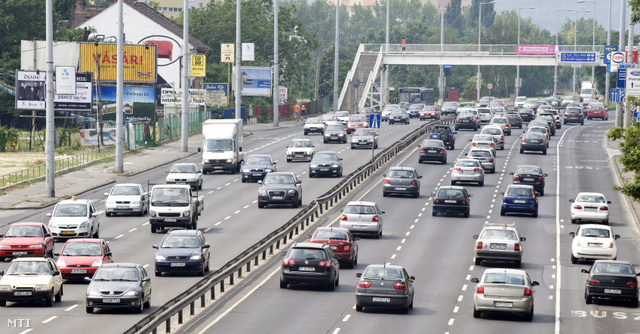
[241, 154, 276, 183]
[511, 165, 547, 196]
[323, 124, 348, 143]
[152, 229, 211, 276]
[309, 151, 343, 178]
[455, 112, 479, 131]
[388, 110, 410, 124]
[520, 132, 547, 155]
[582, 260, 639, 307]
[355, 264, 415, 313]
[85, 263, 152, 313]
[257, 172, 302, 208]
[564, 107, 585, 125]
[517, 108, 536, 122]
[431, 186, 472, 217]
[418, 139, 447, 164]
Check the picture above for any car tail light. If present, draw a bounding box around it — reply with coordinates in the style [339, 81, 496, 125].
[343, 245, 350, 251]
[393, 282, 407, 290]
[574, 205, 583, 210]
[513, 174, 520, 181]
[471, 142, 477, 147]
[372, 215, 379, 222]
[542, 139, 546, 144]
[473, 168, 483, 172]
[489, 158, 494, 162]
[600, 206, 609, 211]
[521, 139, 526, 144]
[440, 149, 445, 153]
[476, 242, 483, 249]
[514, 243, 520, 251]
[476, 286, 484, 294]
[627, 281, 638, 287]
[359, 280, 372, 288]
[609, 243, 614, 249]
[537, 176, 544, 181]
[505, 124, 510, 128]
[410, 180, 418, 185]
[340, 214, 347, 221]
[453, 167, 462, 171]
[283, 259, 296, 266]
[524, 289, 532, 297]
[318, 261, 333, 267]
[420, 148, 425, 152]
[576, 241, 582, 247]
[383, 179, 390, 184]
[500, 135, 504, 141]
[588, 279, 601, 285]
[461, 200, 467, 204]
[434, 198, 440, 203]
[471, 119, 476, 123]
[490, 142, 495, 147]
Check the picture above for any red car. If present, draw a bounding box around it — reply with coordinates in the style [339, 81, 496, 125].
[55, 238, 113, 279]
[346, 114, 368, 134]
[0, 222, 55, 260]
[309, 227, 358, 268]
[419, 106, 441, 120]
[587, 107, 608, 121]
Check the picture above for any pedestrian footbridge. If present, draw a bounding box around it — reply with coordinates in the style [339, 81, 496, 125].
[337, 44, 606, 113]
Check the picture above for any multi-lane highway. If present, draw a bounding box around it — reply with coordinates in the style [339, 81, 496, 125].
[2, 115, 638, 334]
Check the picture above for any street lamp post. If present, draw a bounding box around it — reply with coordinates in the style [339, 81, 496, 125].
[477, 1, 496, 103]
[516, 6, 535, 98]
[439, 0, 444, 105]
[578, 1, 596, 90]
[573, 10, 591, 97]
[555, 9, 573, 96]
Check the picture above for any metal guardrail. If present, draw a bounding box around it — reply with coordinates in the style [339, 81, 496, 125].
[123, 117, 454, 334]
[362, 44, 604, 54]
[0, 147, 115, 190]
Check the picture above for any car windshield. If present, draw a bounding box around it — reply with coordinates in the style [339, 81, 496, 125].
[344, 205, 376, 214]
[61, 242, 102, 256]
[291, 140, 312, 148]
[484, 272, 526, 285]
[567, 108, 581, 114]
[5, 225, 43, 237]
[528, 128, 546, 134]
[458, 112, 473, 118]
[525, 132, 545, 139]
[478, 109, 491, 114]
[289, 248, 327, 260]
[54, 203, 87, 217]
[444, 102, 457, 107]
[326, 125, 343, 131]
[93, 267, 139, 281]
[161, 235, 201, 248]
[456, 160, 480, 168]
[421, 140, 443, 147]
[363, 267, 403, 280]
[492, 118, 507, 124]
[263, 174, 295, 184]
[481, 229, 517, 240]
[111, 185, 141, 196]
[6, 261, 51, 275]
[388, 170, 415, 178]
[313, 230, 347, 240]
[508, 187, 533, 197]
[335, 112, 350, 118]
[306, 118, 322, 124]
[576, 194, 606, 203]
[390, 110, 405, 116]
[354, 129, 374, 136]
[170, 164, 198, 173]
[313, 153, 338, 161]
[437, 188, 464, 198]
[592, 262, 634, 275]
[204, 139, 233, 152]
[246, 156, 272, 165]
[150, 188, 189, 203]
[350, 115, 366, 122]
[409, 104, 423, 109]
[580, 228, 611, 238]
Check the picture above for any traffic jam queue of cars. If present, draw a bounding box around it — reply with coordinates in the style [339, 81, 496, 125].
[0, 102, 634, 322]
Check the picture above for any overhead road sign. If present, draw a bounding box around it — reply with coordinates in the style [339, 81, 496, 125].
[610, 88, 625, 102]
[617, 69, 627, 88]
[604, 45, 619, 64]
[556, 52, 599, 64]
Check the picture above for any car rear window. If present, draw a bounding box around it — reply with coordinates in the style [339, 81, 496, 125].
[344, 205, 376, 214]
[363, 267, 402, 279]
[580, 228, 610, 238]
[480, 229, 517, 240]
[289, 248, 327, 260]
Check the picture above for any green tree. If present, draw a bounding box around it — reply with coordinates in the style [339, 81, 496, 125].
[446, 0, 464, 37]
[607, 107, 640, 200]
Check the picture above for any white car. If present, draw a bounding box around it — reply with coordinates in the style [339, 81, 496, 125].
[480, 126, 505, 150]
[457, 102, 476, 114]
[570, 192, 611, 224]
[470, 134, 497, 156]
[303, 118, 326, 135]
[474, 223, 526, 267]
[47, 197, 100, 239]
[166, 163, 203, 190]
[286, 139, 315, 162]
[334, 111, 350, 126]
[104, 183, 148, 217]
[339, 201, 384, 239]
[514, 96, 527, 109]
[569, 224, 619, 264]
[0, 257, 64, 307]
[477, 108, 493, 123]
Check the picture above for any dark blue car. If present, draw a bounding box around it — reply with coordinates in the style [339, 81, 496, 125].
[309, 151, 343, 178]
[500, 184, 538, 217]
[153, 229, 210, 276]
[241, 154, 277, 183]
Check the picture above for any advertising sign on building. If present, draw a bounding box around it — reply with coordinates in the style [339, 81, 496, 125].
[55, 66, 76, 95]
[15, 70, 46, 110]
[625, 69, 640, 98]
[78, 43, 157, 83]
[242, 43, 255, 62]
[190, 55, 206, 77]
[54, 72, 93, 111]
[160, 88, 206, 107]
[235, 66, 272, 97]
[203, 83, 228, 107]
[221, 43, 234, 63]
[278, 86, 288, 103]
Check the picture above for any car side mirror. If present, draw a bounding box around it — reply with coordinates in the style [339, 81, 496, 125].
[470, 278, 479, 283]
[569, 232, 576, 237]
[569, 199, 575, 203]
[531, 281, 540, 286]
[203, 244, 211, 249]
[615, 234, 620, 240]
[152, 245, 158, 249]
[296, 180, 302, 184]
[45, 233, 51, 237]
[84, 277, 92, 282]
[53, 252, 60, 256]
[105, 252, 112, 257]
[581, 269, 589, 274]
[280, 251, 287, 256]
[468, 194, 473, 197]
[468, 139, 472, 142]
[285, 145, 289, 148]
[607, 201, 612, 204]
[356, 273, 362, 278]
[91, 213, 98, 218]
[473, 235, 479, 239]
[143, 277, 151, 282]
[500, 192, 505, 195]
[380, 211, 385, 214]
[417, 175, 423, 179]
[509, 172, 514, 175]
[431, 192, 436, 196]
[409, 276, 416, 281]
[52, 270, 60, 276]
[273, 162, 277, 165]
[257, 180, 263, 184]
[520, 237, 526, 241]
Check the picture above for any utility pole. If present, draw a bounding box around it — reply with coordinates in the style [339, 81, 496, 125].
[45, 0, 55, 197]
[616, 0, 625, 127]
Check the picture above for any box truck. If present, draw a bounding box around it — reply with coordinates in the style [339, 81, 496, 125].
[580, 81, 598, 100]
[201, 119, 244, 174]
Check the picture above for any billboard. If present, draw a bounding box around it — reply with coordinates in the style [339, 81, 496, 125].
[78, 43, 157, 83]
[15, 71, 46, 110]
[54, 72, 93, 111]
[237, 66, 271, 97]
[160, 88, 206, 107]
[516, 45, 556, 55]
[190, 55, 206, 77]
[204, 83, 228, 107]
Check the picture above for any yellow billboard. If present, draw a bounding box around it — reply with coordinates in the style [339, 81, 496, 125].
[79, 43, 157, 83]
[190, 55, 206, 77]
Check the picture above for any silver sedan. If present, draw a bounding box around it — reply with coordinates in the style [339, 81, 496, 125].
[471, 268, 539, 321]
[451, 159, 485, 186]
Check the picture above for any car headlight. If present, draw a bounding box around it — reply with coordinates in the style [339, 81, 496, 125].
[155, 255, 166, 261]
[79, 222, 89, 229]
[0, 245, 10, 249]
[190, 255, 202, 260]
[0, 285, 11, 291]
[265, 169, 274, 173]
[130, 199, 140, 205]
[339, 134, 345, 137]
[243, 169, 251, 172]
[56, 259, 67, 268]
[324, 133, 330, 137]
[149, 210, 156, 217]
[29, 244, 43, 248]
[91, 260, 103, 267]
[310, 164, 318, 168]
[259, 189, 267, 196]
[124, 290, 139, 296]
[331, 164, 341, 168]
[35, 285, 47, 291]
[87, 290, 101, 297]
[287, 189, 296, 194]
[226, 159, 233, 163]
[204, 159, 211, 164]
[48, 224, 57, 229]
[182, 210, 191, 217]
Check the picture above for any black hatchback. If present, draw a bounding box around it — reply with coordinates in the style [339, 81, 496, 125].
[511, 165, 548, 196]
[564, 107, 585, 125]
[418, 139, 447, 164]
[518, 108, 536, 122]
[431, 186, 472, 217]
[582, 260, 639, 307]
[280, 242, 340, 290]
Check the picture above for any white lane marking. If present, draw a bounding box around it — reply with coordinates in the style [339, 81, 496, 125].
[65, 304, 79, 311]
[461, 284, 467, 291]
[19, 330, 33, 334]
[128, 228, 137, 232]
[410, 225, 415, 229]
[143, 264, 149, 268]
[114, 234, 124, 240]
[396, 246, 402, 251]
[453, 306, 459, 313]
[390, 254, 397, 259]
[448, 318, 455, 326]
[234, 210, 241, 214]
[204, 228, 211, 232]
[243, 205, 250, 209]
[142, 222, 149, 226]
[224, 216, 231, 220]
[405, 231, 410, 236]
[413, 219, 419, 223]
[457, 295, 463, 302]
[342, 314, 350, 322]
[225, 183, 231, 186]
[332, 329, 341, 334]
[215, 222, 222, 226]
[401, 239, 406, 244]
[207, 191, 214, 194]
[42, 316, 57, 323]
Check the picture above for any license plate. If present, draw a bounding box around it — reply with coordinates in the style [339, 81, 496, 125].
[462, 120, 469, 122]
[353, 225, 367, 229]
[252, 173, 263, 176]
[396, 187, 406, 191]
[298, 267, 315, 271]
[213, 166, 223, 169]
[14, 291, 32, 296]
[320, 168, 329, 171]
[444, 200, 457, 203]
[523, 178, 535, 182]
[271, 196, 283, 200]
[170, 263, 186, 267]
[12, 251, 27, 256]
[164, 218, 177, 222]
[103, 298, 121, 303]
[585, 208, 597, 212]
[70, 269, 87, 274]
[514, 200, 526, 203]
[605, 289, 622, 294]
[331, 246, 337, 250]
[372, 297, 391, 303]
[587, 243, 602, 247]
[116, 205, 128, 209]
[428, 150, 437, 153]
[494, 301, 513, 307]
[490, 244, 507, 250]
[61, 231, 75, 235]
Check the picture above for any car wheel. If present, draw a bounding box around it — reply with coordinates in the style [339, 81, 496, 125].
[540, 188, 544, 196]
[563, 121, 567, 125]
[92, 228, 99, 238]
[280, 279, 288, 289]
[298, 197, 303, 207]
[86, 306, 93, 313]
[442, 158, 447, 164]
[581, 121, 584, 125]
[514, 260, 522, 268]
[571, 253, 577, 264]
[473, 307, 481, 318]
[525, 307, 534, 322]
[351, 145, 355, 149]
[144, 296, 151, 309]
[376, 230, 382, 239]
[478, 180, 484, 187]
[585, 290, 593, 304]
[258, 202, 265, 209]
[135, 298, 144, 313]
[155, 271, 161, 277]
[198, 181, 202, 190]
[520, 148, 524, 154]
[490, 168, 495, 174]
[0, 257, 5, 262]
[500, 208, 506, 216]
[383, 192, 388, 197]
[571, 219, 577, 224]
[532, 209, 538, 218]
[403, 306, 410, 314]
[337, 171, 343, 177]
[327, 280, 335, 291]
[241, 178, 246, 183]
[45, 290, 53, 307]
[451, 180, 456, 186]
[413, 192, 419, 198]
[464, 210, 470, 218]
[587, 117, 591, 120]
[475, 258, 482, 265]
[286, 158, 291, 162]
[542, 149, 547, 155]
[356, 304, 363, 312]
[55, 285, 62, 302]
[106, 212, 111, 217]
[630, 299, 639, 308]
[304, 132, 308, 136]
[335, 274, 339, 287]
